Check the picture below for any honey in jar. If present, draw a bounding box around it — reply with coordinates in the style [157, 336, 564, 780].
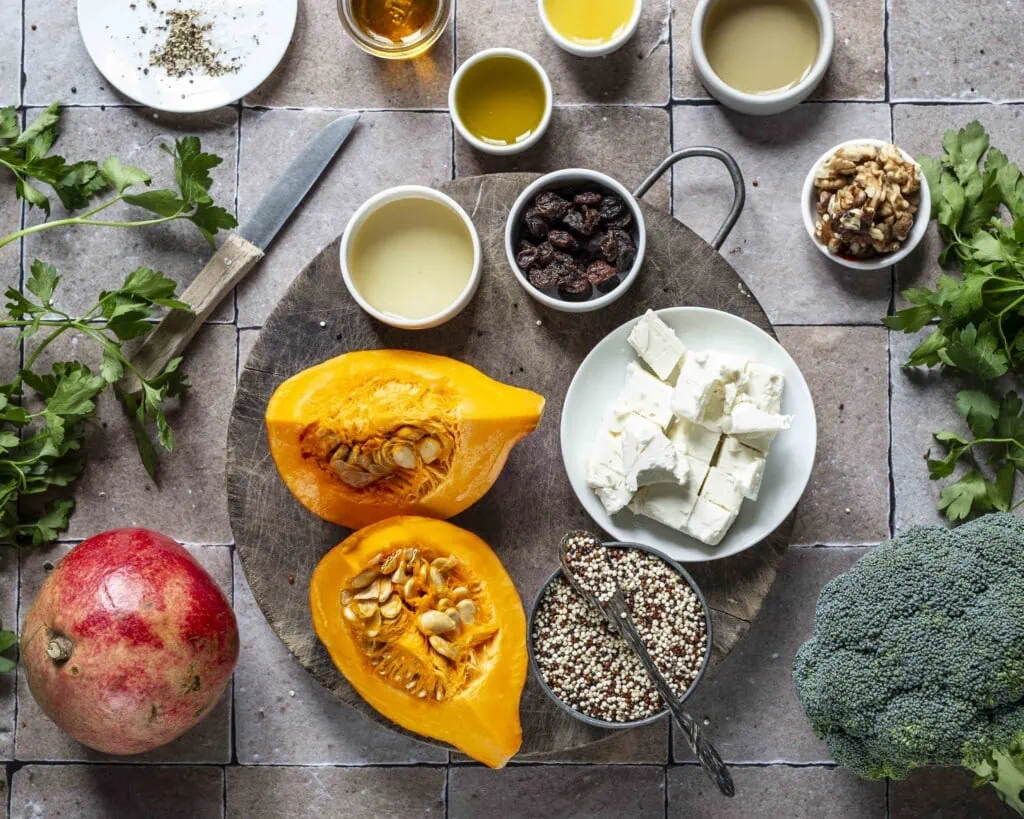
[351, 0, 440, 47]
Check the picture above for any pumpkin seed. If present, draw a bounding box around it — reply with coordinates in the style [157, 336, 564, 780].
[354, 580, 381, 601]
[451, 586, 469, 601]
[456, 599, 477, 624]
[364, 611, 382, 638]
[418, 610, 457, 635]
[380, 552, 401, 575]
[404, 548, 418, 562]
[429, 635, 461, 661]
[343, 605, 359, 624]
[341, 590, 353, 605]
[437, 597, 452, 611]
[417, 436, 442, 464]
[429, 567, 445, 592]
[403, 578, 418, 599]
[391, 563, 408, 584]
[355, 600, 379, 619]
[391, 443, 417, 469]
[444, 607, 461, 626]
[349, 569, 379, 590]
[380, 596, 403, 619]
[394, 425, 425, 442]
[377, 578, 393, 602]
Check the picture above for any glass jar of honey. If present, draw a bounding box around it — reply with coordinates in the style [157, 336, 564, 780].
[337, 0, 452, 60]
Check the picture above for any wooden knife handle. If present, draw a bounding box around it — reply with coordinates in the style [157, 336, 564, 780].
[126, 232, 264, 387]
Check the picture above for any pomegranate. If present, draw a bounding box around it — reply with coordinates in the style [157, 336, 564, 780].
[21, 528, 239, 755]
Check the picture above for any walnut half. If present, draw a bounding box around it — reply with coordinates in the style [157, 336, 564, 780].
[812, 144, 921, 258]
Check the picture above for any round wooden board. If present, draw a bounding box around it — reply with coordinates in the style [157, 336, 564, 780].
[227, 172, 791, 757]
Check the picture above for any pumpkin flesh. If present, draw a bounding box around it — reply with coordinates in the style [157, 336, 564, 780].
[309, 516, 527, 768]
[266, 350, 545, 529]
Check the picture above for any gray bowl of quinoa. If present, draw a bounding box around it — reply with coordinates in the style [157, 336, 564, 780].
[527, 539, 713, 730]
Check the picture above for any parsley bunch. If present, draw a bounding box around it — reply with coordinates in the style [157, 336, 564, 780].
[0, 103, 236, 546]
[886, 122, 1024, 521]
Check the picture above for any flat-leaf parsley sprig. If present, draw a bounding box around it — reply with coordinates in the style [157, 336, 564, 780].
[885, 121, 1024, 521]
[0, 103, 237, 547]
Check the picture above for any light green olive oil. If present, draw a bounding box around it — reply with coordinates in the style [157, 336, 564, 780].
[454, 56, 547, 147]
[703, 0, 820, 94]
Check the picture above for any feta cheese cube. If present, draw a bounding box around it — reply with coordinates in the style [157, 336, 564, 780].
[668, 418, 722, 463]
[620, 414, 680, 491]
[731, 430, 776, 454]
[671, 351, 743, 427]
[696, 381, 738, 431]
[627, 310, 687, 382]
[685, 455, 712, 492]
[684, 497, 737, 546]
[616, 362, 674, 429]
[630, 481, 700, 531]
[736, 362, 785, 413]
[724, 404, 793, 436]
[699, 466, 744, 515]
[717, 436, 767, 500]
[587, 426, 632, 515]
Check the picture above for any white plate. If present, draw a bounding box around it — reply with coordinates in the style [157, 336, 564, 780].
[561, 307, 817, 563]
[78, 0, 297, 113]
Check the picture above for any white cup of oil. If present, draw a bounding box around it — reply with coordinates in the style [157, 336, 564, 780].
[340, 186, 481, 330]
[537, 0, 642, 57]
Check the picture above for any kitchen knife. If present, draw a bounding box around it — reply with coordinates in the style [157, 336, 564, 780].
[125, 112, 361, 385]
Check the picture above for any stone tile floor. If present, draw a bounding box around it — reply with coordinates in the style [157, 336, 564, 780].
[1, 0, 1021, 816]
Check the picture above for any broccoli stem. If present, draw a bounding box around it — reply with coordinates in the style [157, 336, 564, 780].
[969, 748, 1024, 815]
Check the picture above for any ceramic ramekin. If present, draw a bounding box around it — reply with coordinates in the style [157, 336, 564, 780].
[690, 0, 834, 116]
[504, 169, 647, 314]
[449, 48, 553, 156]
[537, 0, 643, 57]
[801, 138, 931, 272]
[527, 540, 714, 731]
[340, 185, 482, 330]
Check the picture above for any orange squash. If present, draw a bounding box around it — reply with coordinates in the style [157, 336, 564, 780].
[265, 350, 545, 529]
[309, 516, 527, 767]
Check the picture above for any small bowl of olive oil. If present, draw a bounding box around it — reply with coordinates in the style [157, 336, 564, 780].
[538, 0, 642, 58]
[449, 48, 553, 156]
[337, 0, 451, 60]
[691, 0, 834, 115]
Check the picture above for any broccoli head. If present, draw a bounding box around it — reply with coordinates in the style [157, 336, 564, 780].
[793, 512, 1024, 814]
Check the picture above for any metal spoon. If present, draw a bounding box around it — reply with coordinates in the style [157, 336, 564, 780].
[558, 532, 735, 798]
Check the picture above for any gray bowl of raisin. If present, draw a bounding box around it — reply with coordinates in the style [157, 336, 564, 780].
[504, 169, 646, 313]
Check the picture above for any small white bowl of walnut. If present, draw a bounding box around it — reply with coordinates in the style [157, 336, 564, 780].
[801, 139, 930, 271]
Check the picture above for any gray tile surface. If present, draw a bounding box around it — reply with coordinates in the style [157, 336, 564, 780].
[21, 106, 237, 321]
[0, 170, 22, 297]
[891, 0, 1024, 102]
[0, 0, 20, 107]
[247, 0, 453, 109]
[11, 764, 224, 818]
[455, 106, 672, 210]
[668, 764, 887, 817]
[15, 543, 233, 762]
[672, 103, 892, 324]
[673, 547, 868, 763]
[457, 0, 671, 105]
[778, 326, 890, 545]
[236, 109, 452, 327]
[892, 104, 1024, 303]
[0, 546, 15, 761]
[23, 0, 123, 106]
[25, 324, 236, 543]
[889, 767, 1019, 818]
[448, 765, 665, 818]
[233, 560, 446, 765]
[519, 718, 669, 764]
[671, 0, 886, 101]
[226, 766, 446, 819]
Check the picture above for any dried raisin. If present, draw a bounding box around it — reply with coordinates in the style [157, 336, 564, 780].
[558, 277, 592, 301]
[524, 208, 548, 238]
[515, 240, 540, 271]
[536, 240, 555, 266]
[547, 230, 578, 251]
[574, 191, 602, 207]
[598, 195, 626, 222]
[528, 265, 560, 290]
[534, 191, 571, 220]
[609, 228, 637, 271]
[585, 260, 617, 285]
[562, 209, 586, 235]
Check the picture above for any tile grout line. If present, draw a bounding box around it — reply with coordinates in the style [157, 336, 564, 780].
[232, 103, 242, 326]
[886, 103, 897, 540]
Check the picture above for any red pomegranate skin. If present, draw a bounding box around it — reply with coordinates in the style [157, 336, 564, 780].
[20, 528, 239, 755]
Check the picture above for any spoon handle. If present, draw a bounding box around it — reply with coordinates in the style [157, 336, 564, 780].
[604, 590, 735, 798]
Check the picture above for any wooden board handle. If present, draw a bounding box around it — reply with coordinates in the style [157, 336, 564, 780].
[126, 232, 263, 387]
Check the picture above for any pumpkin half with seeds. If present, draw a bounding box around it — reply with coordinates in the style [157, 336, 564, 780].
[265, 350, 545, 529]
[309, 516, 527, 768]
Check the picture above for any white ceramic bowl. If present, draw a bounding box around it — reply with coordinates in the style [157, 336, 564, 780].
[505, 169, 646, 313]
[801, 139, 931, 272]
[537, 0, 643, 57]
[561, 307, 817, 563]
[690, 0, 834, 116]
[339, 185, 482, 330]
[449, 49, 553, 156]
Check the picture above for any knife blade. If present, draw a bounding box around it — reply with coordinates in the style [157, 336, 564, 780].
[238, 113, 360, 250]
[124, 112, 361, 387]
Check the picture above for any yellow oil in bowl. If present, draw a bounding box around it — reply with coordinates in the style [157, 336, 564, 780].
[543, 0, 636, 45]
[454, 55, 547, 147]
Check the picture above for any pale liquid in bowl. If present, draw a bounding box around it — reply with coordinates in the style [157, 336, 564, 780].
[543, 0, 635, 45]
[348, 198, 474, 320]
[702, 0, 820, 94]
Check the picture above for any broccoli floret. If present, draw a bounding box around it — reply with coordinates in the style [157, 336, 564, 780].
[793, 513, 1024, 814]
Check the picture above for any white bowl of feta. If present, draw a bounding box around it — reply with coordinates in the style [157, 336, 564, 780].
[561, 307, 816, 563]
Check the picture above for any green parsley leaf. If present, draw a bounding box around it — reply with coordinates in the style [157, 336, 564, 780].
[26, 260, 60, 307]
[940, 323, 1009, 380]
[162, 136, 221, 204]
[100, 156, 151, 194]
[122, 189, 188, 218]
[956, 389, 1000, 437]
[938, 470, 991, 521]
